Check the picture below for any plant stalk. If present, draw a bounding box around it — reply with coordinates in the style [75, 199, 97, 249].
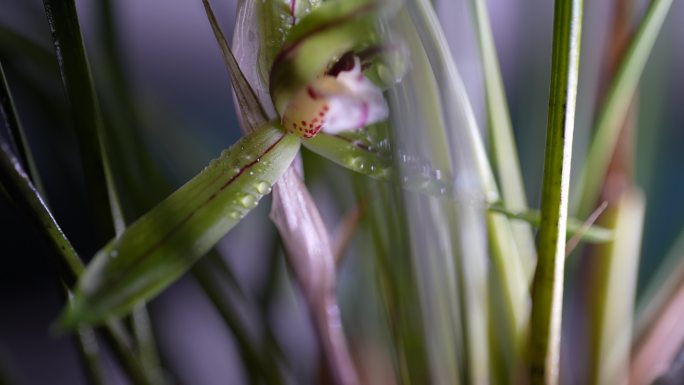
[529, 0, 583, 383]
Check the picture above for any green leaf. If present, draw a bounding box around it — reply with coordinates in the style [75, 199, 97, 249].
[58, 124, 300, 328]
[0, 61, 44, 194]
[0, 143, 155, 385]
[202, 0, 269, 132]
[571, 0, 673, 218]
[529, 0, 583, 383]
[303, 129, 455, 197]
[269, 0, 396, 115]
[585, 189, 644, 385]
[303, 130, 392, 179]
[469, 0, 537, 270]
[42, 0, 121, 235]
[488, 205, 612, 244]
[406, 1, 539, 380]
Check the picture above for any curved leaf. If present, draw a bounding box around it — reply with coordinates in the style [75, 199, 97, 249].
[59, 124, 300, 328]
[304, 128, 455, 196]
[303, 131, 392, 179]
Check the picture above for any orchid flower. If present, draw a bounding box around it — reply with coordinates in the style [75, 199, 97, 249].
[282, 54, 389, 138]
[58, 0, 400, 332]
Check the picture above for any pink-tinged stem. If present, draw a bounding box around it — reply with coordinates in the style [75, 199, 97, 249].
[271, 167, 359, 385]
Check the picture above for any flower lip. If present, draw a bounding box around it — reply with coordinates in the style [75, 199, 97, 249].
[282, 55, 389, 139]
[326, 52, 357, 76]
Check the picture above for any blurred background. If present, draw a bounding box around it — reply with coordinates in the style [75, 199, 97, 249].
[0, 0, 682, 384]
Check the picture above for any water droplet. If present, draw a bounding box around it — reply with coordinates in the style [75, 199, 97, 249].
[238, 193, 258, 209]
[248, 170, 254, 176]
[109, 250, 119, 258]
[440, 187, 447, 195]
[346, 156, 362, 169]
[255, 181, 271, 195]
[229, 211, 241, 220]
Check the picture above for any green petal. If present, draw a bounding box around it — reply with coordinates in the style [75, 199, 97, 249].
[303, 130, 392, 180]
[269, 0, 397, 115]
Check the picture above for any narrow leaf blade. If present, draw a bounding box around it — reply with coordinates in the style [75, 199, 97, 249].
[59, 125, 300, 327]
[42, 0, 118, 234]
[571, 0, 673, 217]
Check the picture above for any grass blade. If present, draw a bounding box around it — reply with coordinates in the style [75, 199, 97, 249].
[408, 1, 543, 380]
[528, 0, 583, 383]
[571, 0, 673, 217]
[469, 0, 537, 270]
[0, 142, 154, 385]
[59, 124, 300, 328]
[41, 0, 121, 234]
[586, 189, 645, 385]
[0, 62, 41, 188]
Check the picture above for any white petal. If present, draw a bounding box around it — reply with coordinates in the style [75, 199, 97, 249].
[322, 58, 389, 134]
[281, 57, 389, 138]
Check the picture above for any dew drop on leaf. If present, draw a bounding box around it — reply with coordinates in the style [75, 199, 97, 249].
[238, 193, 258, 209]
[255, 181, 271, 195]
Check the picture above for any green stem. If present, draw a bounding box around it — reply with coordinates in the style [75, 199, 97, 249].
[529, 0, 583, 383]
